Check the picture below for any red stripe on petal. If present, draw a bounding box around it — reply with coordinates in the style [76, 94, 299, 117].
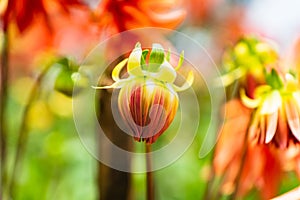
[285, 99, 300, 142]
[265, 111, 278, 143]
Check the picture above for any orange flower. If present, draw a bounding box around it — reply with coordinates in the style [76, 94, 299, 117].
[2, 0, 86, 32]
[95, 0, 186, 33]
[5, 0, 99, 73]
[214, 99, 282, 199]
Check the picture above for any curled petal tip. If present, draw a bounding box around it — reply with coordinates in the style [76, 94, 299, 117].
[240, 89, 261, 108]
[128, 43, 143, 76]
[173, 71, 194, 92]
[112, 58, 128, 81]
[92, 80, 126, 89]
[175, 51, 184, 71]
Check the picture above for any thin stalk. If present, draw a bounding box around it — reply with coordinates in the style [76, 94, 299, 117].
[203, 161, 215, 199]
[8, 64, 52, 198]
[1, 32, 9, 199]
[145, 144, 154, 200]
[228, 113, 253, 200]
[228, 138, 248, 200]
[203, 80, 240, 199]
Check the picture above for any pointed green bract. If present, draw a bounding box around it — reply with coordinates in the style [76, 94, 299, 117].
[175, 51, 184, 71]
[149, 43, 165, 72]
[166, 48, 171, 62]
[266, 68, 283, 89]
[140, 49, 149, 70]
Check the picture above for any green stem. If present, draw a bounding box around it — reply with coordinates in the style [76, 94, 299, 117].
[203, 167, 215, 199]
[8, 64, 52, 198]
[146, 144, 154, 200]
[1, 32, 9, 199]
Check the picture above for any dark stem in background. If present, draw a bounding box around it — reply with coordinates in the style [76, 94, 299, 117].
[0, 32, 9, 199]
[8, 65, 52, 198]
[146, 144, 154, 200]
[98, 87, 132, 200]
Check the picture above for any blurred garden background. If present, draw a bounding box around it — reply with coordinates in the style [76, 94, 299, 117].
[1, 0, 300, 199]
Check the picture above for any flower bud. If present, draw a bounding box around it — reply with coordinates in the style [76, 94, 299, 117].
[118, 78, 179, 143]
[94, 42, 194, 144]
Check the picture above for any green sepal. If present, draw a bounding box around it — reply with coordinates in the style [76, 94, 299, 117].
[175, 51, 184, 70]
[54, 57, 79, 96]
[266, 68, 283, 89]
[55, 68, 74, 97]
[141, 49, 149, 70]
[166, 48, 171, 61]
[148, 43, 165, 72]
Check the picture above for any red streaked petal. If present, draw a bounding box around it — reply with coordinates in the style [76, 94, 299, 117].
[120, 79, 178, 144]
[285, 99, 300, 141]
[265, 111, 278, 143]
[259, 114, 266, 144]
[274, 107, 288, 149]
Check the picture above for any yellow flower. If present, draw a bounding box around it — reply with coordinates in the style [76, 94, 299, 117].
[94, 43, 194, 144]
[220, 36, 278, 87]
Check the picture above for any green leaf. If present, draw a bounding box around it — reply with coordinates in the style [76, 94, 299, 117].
[55, 57, 79, 72]
[149, 43, 165, 72]
[55, 69, 74, 96]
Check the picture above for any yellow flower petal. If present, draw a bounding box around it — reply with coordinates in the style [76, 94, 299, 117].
[240, 89, 261, 108]
[254, 85, 272, 97]
[218, 67, 246, 87]
[155, 60, 176, 83]
[128, 43, 143, 76]
[112, 58, 128, 81]
[173, 71, 194, 92]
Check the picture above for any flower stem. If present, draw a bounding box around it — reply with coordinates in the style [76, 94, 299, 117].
[1, 31, 9, 199]
[146, 143, 154, 200]
[8, 64, 52, 198]
[203, 158, 216, 199]
[228, 114, 253, 200]
[203, 80, 240, 199]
